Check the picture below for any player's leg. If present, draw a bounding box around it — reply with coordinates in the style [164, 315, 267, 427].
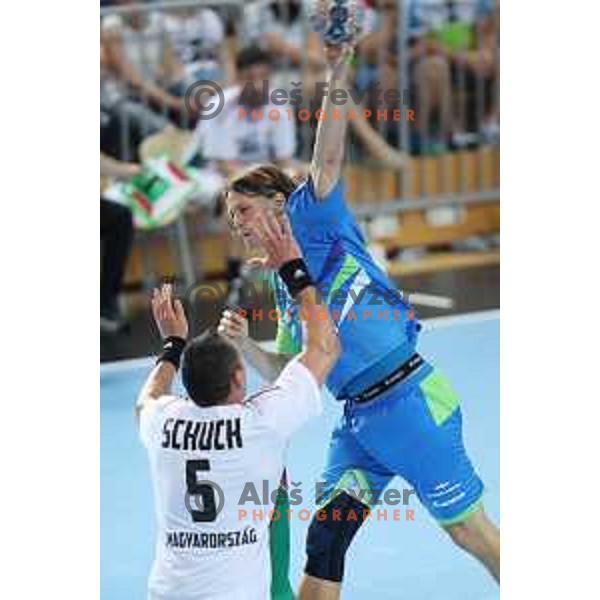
[443, 505, 500, 581]
[416, 371, 499, 581]
[351, 365, 500, 583]
[298, 414, 393, 600]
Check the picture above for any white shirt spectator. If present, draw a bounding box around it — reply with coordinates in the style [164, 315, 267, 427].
[241, 1, 307, 52]
[240, 1, 309, 90]
[102, 12, 171, 84]
[198, 85, 296, 165]
[156, 8, 227, 85]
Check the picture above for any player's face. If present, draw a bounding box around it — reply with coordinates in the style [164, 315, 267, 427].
[226, 192, 272, 249]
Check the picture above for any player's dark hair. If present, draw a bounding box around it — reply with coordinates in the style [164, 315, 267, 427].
[235, 45, 273, 72]
[181, 331, 242, 407]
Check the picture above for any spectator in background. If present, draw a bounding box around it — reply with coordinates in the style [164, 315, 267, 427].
[297, 51, 408, 170]
[101, 35, 173, 161]
[101, 31, 172, 332]
[363, 49, 409, 152]
[184, 45, 297, 301]
[188, 45, 297, 179]
[481, 0, 499, 143]
[338, 48, 413, 163]
[408, 0, 498, 147]
[293, 53, 327, 164]
[155, 3, 236, 92]
[100, 153, 139, 333]
[101, 0, 192, 127]
[355, 1, 452, 155]
[353, 0, 401, 96]
[240, 0, 320, 90]
[356, 0, 397, 67]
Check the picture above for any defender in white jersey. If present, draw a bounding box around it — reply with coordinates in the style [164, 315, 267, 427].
[136, 212, 340, 600]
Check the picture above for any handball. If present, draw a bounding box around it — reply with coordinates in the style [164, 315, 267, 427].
[310, 0, 365, 46]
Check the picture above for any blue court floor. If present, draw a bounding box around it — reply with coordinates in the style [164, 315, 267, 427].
[101, 311, 500, 600]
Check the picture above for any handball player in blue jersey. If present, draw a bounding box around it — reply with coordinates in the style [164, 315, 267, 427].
[220, 42, 499, 598]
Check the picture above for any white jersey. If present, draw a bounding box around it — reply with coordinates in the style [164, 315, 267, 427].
[196, 85, 297, 165]
[157, 9, 225, 67]
[140, 359, 322, 600]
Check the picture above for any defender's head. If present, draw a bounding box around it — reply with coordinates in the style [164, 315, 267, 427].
[181, 331, 246, 407]
[223, 164, 298, 250]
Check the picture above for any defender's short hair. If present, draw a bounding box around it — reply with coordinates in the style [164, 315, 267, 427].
[181, 331, 242, 407]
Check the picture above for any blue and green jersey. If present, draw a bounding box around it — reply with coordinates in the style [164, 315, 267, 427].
[272, 178, 421, 399]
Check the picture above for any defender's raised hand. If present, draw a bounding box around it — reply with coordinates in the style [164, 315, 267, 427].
[218, 308, 249, 345]
[151, 283, 189, 340]
[247, 212, 302, 270]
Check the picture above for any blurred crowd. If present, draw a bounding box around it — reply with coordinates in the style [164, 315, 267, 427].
[100, 0, 500, 332]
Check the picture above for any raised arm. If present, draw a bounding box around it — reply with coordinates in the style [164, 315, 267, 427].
[135, 284, 189, 419]
[250, 211, 340, 386]
[295, 279, 340, 386]
[218, 308, 293, 383]
[310, 43, 355, 199]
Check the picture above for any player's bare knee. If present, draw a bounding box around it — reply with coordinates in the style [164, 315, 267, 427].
[446, 520, 477, 550]
[444, 511, 486, 552]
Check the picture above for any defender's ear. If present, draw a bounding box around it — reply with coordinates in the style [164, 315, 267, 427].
[231, 365, 245, 389]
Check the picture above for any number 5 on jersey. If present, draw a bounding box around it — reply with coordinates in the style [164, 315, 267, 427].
[185, 459, 217, 522]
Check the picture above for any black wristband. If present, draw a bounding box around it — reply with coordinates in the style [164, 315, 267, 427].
[278, 258, 314, 298]
[157, 336, 187, 370]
